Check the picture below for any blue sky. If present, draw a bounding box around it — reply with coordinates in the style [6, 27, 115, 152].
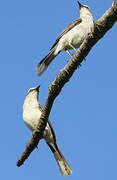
[0, 0, 117, 179]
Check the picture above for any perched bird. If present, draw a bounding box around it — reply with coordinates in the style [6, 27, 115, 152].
[23, 85, 72, 176]
[37, 1, 94, 75]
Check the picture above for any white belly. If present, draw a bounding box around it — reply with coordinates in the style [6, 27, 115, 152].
[23, 105, 55, 144]
[23, 106, 42, 131]
[55, 20, 94, 53]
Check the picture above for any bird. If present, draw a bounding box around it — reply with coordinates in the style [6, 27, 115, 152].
[37, 1, 94, 75]
[23, 85, 72, 176]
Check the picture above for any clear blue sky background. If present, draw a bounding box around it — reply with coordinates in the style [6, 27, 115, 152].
[0, 0, 117, 179]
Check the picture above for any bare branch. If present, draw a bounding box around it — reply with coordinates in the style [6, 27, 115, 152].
[16, 0, 117, 167]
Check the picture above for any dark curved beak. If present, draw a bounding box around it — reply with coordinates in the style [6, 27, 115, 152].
[36, 85, 40, 91]
[77, 1, 83, 8]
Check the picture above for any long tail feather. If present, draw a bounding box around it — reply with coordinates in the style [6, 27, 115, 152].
[47, 142, 72, 176]
[37, 47, 59, 76]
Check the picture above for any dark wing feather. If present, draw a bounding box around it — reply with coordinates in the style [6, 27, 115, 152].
[50, 18, 82, 50]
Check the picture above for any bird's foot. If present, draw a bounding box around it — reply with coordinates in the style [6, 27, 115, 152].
[88, 32, 94, 39]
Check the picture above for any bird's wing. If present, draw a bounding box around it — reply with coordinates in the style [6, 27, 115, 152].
[50, 18, 82, 50]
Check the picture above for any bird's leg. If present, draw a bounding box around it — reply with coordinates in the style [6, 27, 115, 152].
[69, 43, 77, 52]
[65, 50, 73, 57]
[68, 43, 86, 61]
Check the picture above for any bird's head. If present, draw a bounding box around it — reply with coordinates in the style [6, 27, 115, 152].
[77, 1, 92, 18]
[27, 85, 40, 95]
[77, 1, 89, 9]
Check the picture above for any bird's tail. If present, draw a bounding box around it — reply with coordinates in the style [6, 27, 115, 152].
[37, 46, 59, 76]
[47, 142, 72, 176]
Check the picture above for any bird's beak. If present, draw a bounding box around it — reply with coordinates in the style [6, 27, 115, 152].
[36, 85, 40, 92]
[77, 1, 83, 8]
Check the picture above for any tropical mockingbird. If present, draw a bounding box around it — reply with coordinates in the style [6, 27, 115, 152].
[37, 1, 94, 75]
[23, 85, 72, 176]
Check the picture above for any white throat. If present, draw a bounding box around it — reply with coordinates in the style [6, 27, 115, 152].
[80, 8, 93, 22]
[23, 91, 38, 108]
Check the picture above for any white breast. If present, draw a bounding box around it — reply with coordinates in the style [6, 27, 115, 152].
[55, 19, 94, 53]
[23, 103, 42, 131]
